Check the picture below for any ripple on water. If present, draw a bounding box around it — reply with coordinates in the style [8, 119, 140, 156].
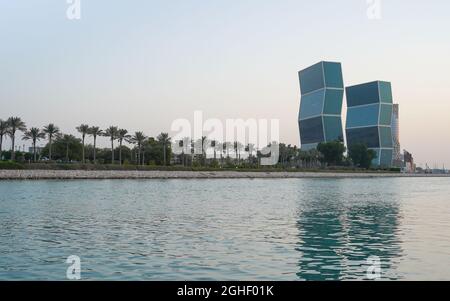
[0, 178, 450, 280]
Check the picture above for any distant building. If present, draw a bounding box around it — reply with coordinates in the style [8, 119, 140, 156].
[391, 104, 402, 167]
[28, 147, 44, 154]
[298, 61, 344, 150]
[403, 150, 415, 173]
[345, 81, 394, 167]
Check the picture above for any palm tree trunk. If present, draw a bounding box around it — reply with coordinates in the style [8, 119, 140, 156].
[66, 144, 69, 162]
[33, 141, 37, 162]
[142, 149, 145, 166]
[93, 136, 97, 163]
[49, 137, 52, 161]
[111, 139, 114, 164]
[137, 146, 140, 166]
[82, 136, 85, 164]
[163, 144, 166, 166]
[119, 141, 122, 166]
[0, 136, 3, 158]
[11, 134, 16, 161]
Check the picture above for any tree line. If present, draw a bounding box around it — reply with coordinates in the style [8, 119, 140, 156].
[1, 116, 378, 169]
[0, 117, 172, 166]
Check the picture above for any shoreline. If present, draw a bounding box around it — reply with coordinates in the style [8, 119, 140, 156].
[0, 170, 449, 180]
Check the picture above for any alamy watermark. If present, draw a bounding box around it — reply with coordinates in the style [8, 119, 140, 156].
[66, 0, 81, 20]
[171, 111, 280, 166]
[66, 255, 81, 280]
[366, 256, 382, 280]
[367, 0, 382, 20]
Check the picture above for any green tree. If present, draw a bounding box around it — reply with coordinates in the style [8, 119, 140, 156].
[317, 141, 346, 166]
[42, 123, 60, 161]
[128, 131, 147, 165]
[76, 124, 90, 163]
[88, 126, 102, 163]
[0, 119, 9, 159]
[103, 126, 119, 164]
[157, 133, 171, 166]
[22, 127, 45, 162]
[117, 129, 130, 165]
[348, 143, 377, 169]
[7, 117, 27, 161]
[56, 134, 81, 162]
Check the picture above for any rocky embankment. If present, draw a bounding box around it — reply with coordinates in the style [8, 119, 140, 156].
[0, 170, 448, 180]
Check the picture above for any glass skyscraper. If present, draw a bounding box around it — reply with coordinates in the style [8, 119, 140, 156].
[345, 81, 394, 166]
[298, 61, 344, 150]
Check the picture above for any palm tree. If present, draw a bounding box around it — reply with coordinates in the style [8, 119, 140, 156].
[223, 142, 232, 159]
[103, 126, 119, 164]
[0, 119, 9, 158]
[216, 142, 224, 165]
[233, 141, 244, 164]
[128, 132, 147, 165]
[180, 137, 191, 166]
[157, 133, 171, 166]
[211, 140, 217, 161]
[43, 124, 60, 161]
[58, 134, 79, 162]
[117, 129, 130, 165]
[22, 127, 45, 162]
[190, 139, 196, 167]
[246, 143, 255, 165]
[7, 117, 26, 161]
[88, 126, 102, 163]
[76, 124, 89, 164]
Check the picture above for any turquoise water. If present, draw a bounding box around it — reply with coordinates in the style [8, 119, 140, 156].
[0, 178, 449, 280]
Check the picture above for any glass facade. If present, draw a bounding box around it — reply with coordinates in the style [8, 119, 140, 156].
[299, 116, 324, 145]
[346, 81, 380, 107]
[379, 81, 393, 103]
[346, 126, 380, 148]
[299, 89, 325, 120]
[379, 104, 392, 126]
[346, 104, 379, 128]
[345, 81, 394, 167]
[323, 116, 344, 142]
[379, 126, 393, 148]
[299, 62, 325, 95]
[323, 89, 344, 115]
[298, 62, 344, 150]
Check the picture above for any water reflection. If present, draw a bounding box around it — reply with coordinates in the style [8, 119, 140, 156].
[296, 180, 403, 280]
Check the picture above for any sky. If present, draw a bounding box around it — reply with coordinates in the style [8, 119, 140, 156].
[1, 0, 449, 168]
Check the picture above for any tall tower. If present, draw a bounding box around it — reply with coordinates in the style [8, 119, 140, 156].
[298, 62, 344, 150]
[345, 81, 394, 166]
[391, 104, 401, 166]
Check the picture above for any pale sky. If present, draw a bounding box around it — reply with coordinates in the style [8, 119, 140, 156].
[1, 0, 450, 168]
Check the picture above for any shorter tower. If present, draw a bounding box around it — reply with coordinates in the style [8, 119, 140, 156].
[298, 61, 344, 150]
[345, 81, 394, 166]
[391, 104, 401, 167]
